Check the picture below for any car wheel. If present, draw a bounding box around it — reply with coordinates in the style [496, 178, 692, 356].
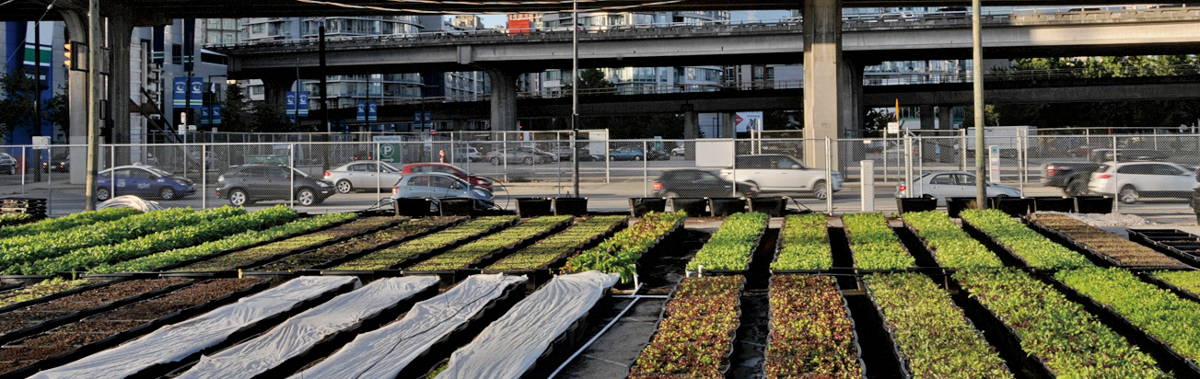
[159, 187, 176, 200]
[491, 157, 501, 166]
[1119, 185, 1139, 204]
[96, 187, 111, 201]
[1065, 180, 1087, 197]
[635, 156, 643, 161]
[812, 180, 828, 200]
[229, 189, 248, 206]
[297, 188, 317, 206]
[523, 157, 534, 165]
[335, 180, 353, 194]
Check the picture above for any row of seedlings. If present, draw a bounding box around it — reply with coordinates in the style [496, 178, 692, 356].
[842, 213, 914, 271]
[1026, 213, 1189, 269]
[0, 208, 138, 240]
[248, 216, 465, 273]
[1151, 270, 1200, 300]
[0, 207, 241, 273]
[765, 275, 863, 378]
[0, 278, 266, 376]
[958, 209, 1093, 269]
[325, 216, 518, 272]
[685, 213, 769, 274]
[0, 213, 35, 228]
[435, 271, 619, 378]
[901, 211, 1004, 269]
[403, 216, 575, 282]
[0, 279, 192, 346]
[769, 214, 832, 272]
[864, 273, 1012, 377]
[1054, 267, 1200, 372]
[563, 211, 687, 283]
[173, 277, 440, 378]
[16, 206, 302, 275]
[90, 213, 358, 274]
[0, 279, 95, 310]
[294, 274, 528, 378]
[167, 215, 401, 273]
[628, 275, 744, 378]
[953, 268, 1167, 377]
[485, 216, 629, 282]
[32, 276, 362, 378]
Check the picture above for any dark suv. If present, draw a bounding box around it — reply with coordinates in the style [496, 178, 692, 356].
[215, 164, 335, 206]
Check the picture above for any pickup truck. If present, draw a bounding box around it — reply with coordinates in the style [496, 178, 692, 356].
[1042, 162, 1102, 196]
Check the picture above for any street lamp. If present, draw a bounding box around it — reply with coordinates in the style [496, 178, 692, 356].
[83, 0, 101, 210]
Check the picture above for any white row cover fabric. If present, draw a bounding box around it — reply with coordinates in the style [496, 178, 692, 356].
[179, 276, 440, 379]
[291, 274, 528, 379]
[437, 271, 619, 379]
[31, 276, 360, 379]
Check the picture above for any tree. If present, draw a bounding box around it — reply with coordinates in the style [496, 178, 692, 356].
[0, 70, 38, 138]
[218, 82, 251, 132]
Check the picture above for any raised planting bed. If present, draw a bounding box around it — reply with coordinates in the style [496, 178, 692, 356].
[172, 277, 440, 378]
[901, 211, 1004, 269]
[325, 216, 518, 272]
[13, 206, 300, 275]
[563, 211, 687, 283]
[842, 213, 914, 271]
[90, 212, 357, 274]
[0, 279, 265, 376]
[1054, 267, 1200, 372]
[437, 271, 618, 378]
[286, 274, 527, 378]
[864, 273, 1012, 378]
[404, 216, 574, 272]
[32, 276, 361, 378]
[250, 217, 464, 272]
[1026, 213, 1189, 269]
[629, 275, 744, 378]
[770, 214, 832, 272]
[1151, 271, 1200, 300]
[685, 212, 769, 274]
[0, 279, 94, 311]
[167, 215, 400, 273]
[954, 268, 1166, 377]
[0, 279, 190, 345]
[0, 207, 243, 273]
[485, 216, 628, 274]
[0, 208, 138, 240]
[0, 214, 33, 228]
[765, 275, 862, 378]
[959, 209, 1092, 269]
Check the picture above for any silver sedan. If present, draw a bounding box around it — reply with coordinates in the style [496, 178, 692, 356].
[323, 161, 404, 194]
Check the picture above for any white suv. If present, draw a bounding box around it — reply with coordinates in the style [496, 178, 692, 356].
[1089, 162, 1197, 204]
[719, 154, 842, 199]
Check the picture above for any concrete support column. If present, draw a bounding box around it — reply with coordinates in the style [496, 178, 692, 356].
[919, 104, 935, 130]
[60, 9, 88, 184]
[486, 69, 518, 132]
[938, 105, 952, 129]
[106, 14, 133, 146]
[261, 76, 294, 112]
[938, 105, 955, 162]
[840, 59, 865, 165]
[803, 0, 843, 169]
[682, 105, 698, 161]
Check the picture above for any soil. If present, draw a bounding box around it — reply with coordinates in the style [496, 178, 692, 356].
[0, 279, 185, 334]
[254, 218, 454, 272]
[172, 217, 399, 272]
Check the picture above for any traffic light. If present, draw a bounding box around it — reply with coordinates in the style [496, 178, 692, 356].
[62, 42, 71, 69]
[63, 41, 86, 71]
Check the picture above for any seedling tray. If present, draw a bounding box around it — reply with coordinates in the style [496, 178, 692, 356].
[0, 280, 192, 346]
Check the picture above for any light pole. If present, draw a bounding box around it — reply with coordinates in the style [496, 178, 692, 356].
[972, 0, 987, 208]
[571, 0, 581, 198]
[83, 0, 101, 210]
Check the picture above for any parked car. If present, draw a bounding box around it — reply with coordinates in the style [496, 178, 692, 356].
[216, 164, 335, 206]
[671, 145, 685, 157]
[718, 154, 843, 200]
[485, 147, 555, 165]
[1041, 162, 1102, 196]
[1088, 149, 1170, 163]
[0, 153, 16, 175]
[41, 152, 69, 172]
[899, 171, 1021, 206]
[652, 169, 758, 198]
[323, 161, 404, 194]
[1088, 162, 1197, 204]
[400, 162, 494, 191]
[608, 147, 667, 161]
[95, 165, 196, 201]
[453, 146, 483, 162]
[549, 146, 601, 161]
[391, 172, 495, 208]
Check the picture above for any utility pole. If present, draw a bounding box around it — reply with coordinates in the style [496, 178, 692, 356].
[34, 20, 43, 182]
[83, 0, 100, 210]
[972, 0, 986, 208]
[571, 0, 581, 198]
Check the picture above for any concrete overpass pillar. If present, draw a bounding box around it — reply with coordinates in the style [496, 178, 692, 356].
[803, 0, 843, 169]
[60, 9, 88, 185]
[938, 105, 952, 129]
[486, 69, 518, 132]
[937, 105, 956, 162]
[919, 104, 936, 160]
[261, 76, 294, 112]
[920, 104, 935, 130]
[107, 12, 134, 147]
[683, 105, 698, 161]
[840, 59, 866, 165]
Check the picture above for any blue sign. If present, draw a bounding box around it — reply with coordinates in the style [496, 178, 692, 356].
[356, 102, 367, 122]
[211, 105, 222, 125]
[172, 77, 187, 106]
[199, 107, 210, 126]
[286, 91, 310, 118]
[189, 77, 204, 106]
[367, 101, 377, 122]
[172, 77, 204, 107]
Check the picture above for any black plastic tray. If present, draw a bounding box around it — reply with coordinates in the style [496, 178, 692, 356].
[0, 280, 192, 346]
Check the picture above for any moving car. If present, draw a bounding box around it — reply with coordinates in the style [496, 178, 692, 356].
[454, 146, 483, 162]
[391, 172, 495, 208]
[0, 153, 15, 175]
[671, 145, 685, 157]
[609, 147, 667, 161]
[550, 146, 601, 161]
[1088, 162, 1197, 204]
[899, 171, 1021, 206]
[485, 147, 555, 165]
[1041, 162, 1102, 196]
[41, 152, 70, 172]
[323, 161, 404, 194]
[95, 165, 196, 201]
[216, 164, 335, 206]
[652, 169, 758, 198]
[400, 163, 494, 191]
[719, 154, 843, 200]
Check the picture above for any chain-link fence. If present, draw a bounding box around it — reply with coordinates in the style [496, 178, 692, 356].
[3, 133, 1198, 224]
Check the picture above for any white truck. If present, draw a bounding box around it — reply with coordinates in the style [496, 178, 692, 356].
[963, 125, 1037, 158]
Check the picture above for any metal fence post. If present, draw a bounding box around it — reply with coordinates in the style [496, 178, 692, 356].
[289, 144, 296, 207]
[960, 129, 968, 171]
[1112, 135, 1119, 214]
[502, 133, 509, 183]
[643, 140, 649, 197]
[825, 137, 833, 215]
[605, 140, 611, 184]
[903, 134, 914, 197]
[201, 144, 207, 209]
[19, 146, 25, 194]
[109, 145, 115, 200]
[376, 142, 382, 205]
[916, 136, 924, 196]
[731, 138, 738, 198]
